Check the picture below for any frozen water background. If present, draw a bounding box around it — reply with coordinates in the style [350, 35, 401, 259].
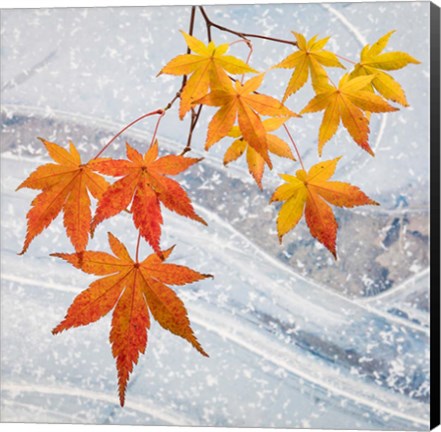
[0, 2, 430, 429]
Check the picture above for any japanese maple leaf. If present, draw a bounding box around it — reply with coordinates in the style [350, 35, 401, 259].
[275, 32, 344, 100]
[196, 73, 296, 166]
[159, 31, 257, 119]
[17, 138, 109, 254]
[52, 232, 210, 406]
[300, 74, 398, 156]
[349, 31, 420, 106]
[224, 117, 295, 189]
[89, 141, 206, 254]
[270, 157, 378, 258]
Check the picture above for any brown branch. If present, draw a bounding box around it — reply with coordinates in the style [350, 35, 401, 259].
[199, 6, 212, 41]
[198, 6, 297, 47]
[163, 91, 181, 112]
[188, 5, 196, 46]
[181, 105, 203, 155]
[182, 6, 197, 88]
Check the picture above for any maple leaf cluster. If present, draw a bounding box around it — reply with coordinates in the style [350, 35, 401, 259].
[160, 30, 419, 257]
[18, 137, 210, 406]
[17, 14, 419, 407]
[160, 32, 299, 188]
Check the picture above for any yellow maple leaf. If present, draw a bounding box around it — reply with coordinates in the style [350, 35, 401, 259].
[275, 32, 345, 101]
[224, 117, 295, 189]
[349, 31, 420, 106]
[270, 157, 378, 258]
[159, 31, 257, 119]
[300, 74, 398, 156]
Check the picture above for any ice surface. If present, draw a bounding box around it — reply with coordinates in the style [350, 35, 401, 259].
[1, 2, 430, 429]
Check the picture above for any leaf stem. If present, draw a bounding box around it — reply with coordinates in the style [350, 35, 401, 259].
[335, 53, 356, 65]
[229, 38, 251, 47]
[283, 124, 305, 171]
[135, 232, 141, 263]
[199, 6, 297, 47]
[149, 110, 165, 148]
[92, 109, 164, 159]
[229, 38, 254, 84]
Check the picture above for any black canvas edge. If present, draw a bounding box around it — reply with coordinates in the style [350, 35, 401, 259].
[431, 1, 441, 430]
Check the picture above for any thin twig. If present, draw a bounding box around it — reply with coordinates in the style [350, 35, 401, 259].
[199, 6, 212, 41]
[163, 91, 181, 112]
[188, 6, 196, 46]
[183, 6, 197, 88]
[199, 6, 297, 47]
[181, 105, 203, 155]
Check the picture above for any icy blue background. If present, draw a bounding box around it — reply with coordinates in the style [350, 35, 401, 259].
[1, 2, 430, 429]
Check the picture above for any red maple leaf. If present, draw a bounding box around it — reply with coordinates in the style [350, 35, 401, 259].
[89, 141, 206, 253]
[52, 232, 211, 406]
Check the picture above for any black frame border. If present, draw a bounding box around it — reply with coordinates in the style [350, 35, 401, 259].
[430, 1, 441, 430]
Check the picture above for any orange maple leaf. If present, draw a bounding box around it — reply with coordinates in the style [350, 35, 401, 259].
[300, 74, 398, 155]
[89, 141, 206, 254]
[52, 232, 211, 406]
[196, 73, 297, 166]
[17, 138, 109, 254]
[224, 117, 295, 189]
[159, 31, 257, 119]
[270, 157, 378, 258]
